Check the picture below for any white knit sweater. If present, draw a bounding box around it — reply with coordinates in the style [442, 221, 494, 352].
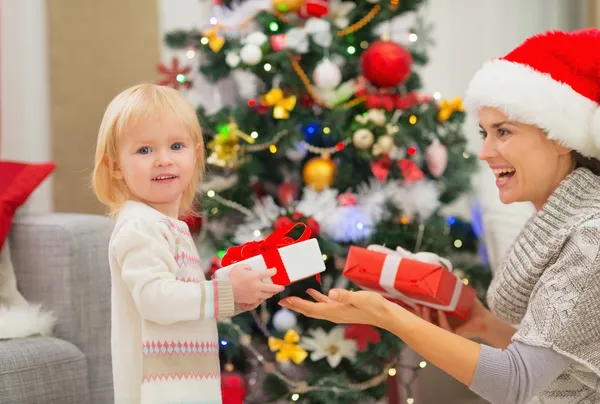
[109, 201, 235, 404]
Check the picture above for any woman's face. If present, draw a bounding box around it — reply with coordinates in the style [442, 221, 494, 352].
[477, 106, 573, 210]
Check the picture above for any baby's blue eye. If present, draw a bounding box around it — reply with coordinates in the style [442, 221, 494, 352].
[138, 146, 151, 154]
[171, 143, 183, 150]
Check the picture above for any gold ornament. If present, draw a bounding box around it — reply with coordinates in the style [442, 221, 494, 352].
[302, 155, 337, 191]
[272, 0, 304, 13]
[202, 27, 225, 52]
[352, 128, 375, 149]
[268, 329, 308, 364]
[260, 88, 296, 119]
[207, 121, 255, 168]
[372, 134, 395, 156]
[438, 97, 464, 122]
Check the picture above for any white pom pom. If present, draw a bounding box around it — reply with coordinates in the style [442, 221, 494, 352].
[240, 44, 262, 65]
[272, 308, 297, 332]
[313, 58, 342, 90]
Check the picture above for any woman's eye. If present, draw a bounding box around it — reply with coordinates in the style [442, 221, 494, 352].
[479, 130, 487, 139]
[499, 129, 510, 137]
[138, 146, 151, 155]
[171, 142, 183, 150]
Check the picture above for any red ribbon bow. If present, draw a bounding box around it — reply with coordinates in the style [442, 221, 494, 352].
[221, 222, 320, 285]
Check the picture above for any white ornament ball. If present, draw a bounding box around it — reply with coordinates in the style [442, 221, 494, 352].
[353, 128, 375, 149]
[272, 308, 298, 332]
[240, 44, 263, 65]
[225, 52, 241, 68]
[376, 135, 395, 152]
[313, 58, 342, 90]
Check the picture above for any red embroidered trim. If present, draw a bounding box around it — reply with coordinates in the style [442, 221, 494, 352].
[142, 341, 219, 357]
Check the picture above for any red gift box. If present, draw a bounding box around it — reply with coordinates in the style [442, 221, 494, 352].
[342, 246, 475, 320]
[214, 222, 325, 286]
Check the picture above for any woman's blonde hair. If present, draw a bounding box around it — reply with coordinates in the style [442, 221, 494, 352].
[92, 83, 204, 217]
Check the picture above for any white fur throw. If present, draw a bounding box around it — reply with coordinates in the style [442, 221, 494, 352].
[0, 239, 55, 339]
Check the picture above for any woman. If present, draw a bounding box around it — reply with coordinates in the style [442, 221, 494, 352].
[280, 29, 600, 404]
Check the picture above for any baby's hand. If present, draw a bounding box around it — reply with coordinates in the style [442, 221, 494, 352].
[228, 265, 284, 304]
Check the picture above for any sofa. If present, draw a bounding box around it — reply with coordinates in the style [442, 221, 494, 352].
[0, 213, 114, 404]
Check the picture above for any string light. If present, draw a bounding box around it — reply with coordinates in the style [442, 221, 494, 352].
[253, 229, 262, 237]
[454, 239, 463, 248]
[207, 190, 216, 197]
[463, 152, 470, 159]
[462, 278, 470, 285]
[291, 393, 300, 401]
[407, 398, 415, 404]
[210, 17, 218, 25]
[269, 144, 278, 153]
[323, 126, 331, 134]
[264, 63, 272, 71]
[347, 46, 356, 54]
[322, 254, 328, 261]
[407, 146, 417, 156]
[409, 115, 418, 124]
[211, 207, 219, 214]
[388, 368, 397, 376]
[221, 340, 228, 346]
[360, 41, 369, 49]
[176, 74, 187, 84]
[269, 22, 279, 31]
[200, 37, 209, 45]
[419, 361, 427, 368]
[433, 92, 442, 100]
[186, 47, 196, 58]
[250, 131, 258, 139]
[357, 222, 364, 230]
[408, 33, 418, 42]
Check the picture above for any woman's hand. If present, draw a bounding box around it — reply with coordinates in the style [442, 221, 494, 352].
[279, 288, 390, 328]
[413, 298, 491, 341]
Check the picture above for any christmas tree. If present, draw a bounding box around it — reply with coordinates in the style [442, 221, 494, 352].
[161, 0, 491, 402]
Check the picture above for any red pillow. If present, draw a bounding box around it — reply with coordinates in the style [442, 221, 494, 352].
[0, 161, 56, 250]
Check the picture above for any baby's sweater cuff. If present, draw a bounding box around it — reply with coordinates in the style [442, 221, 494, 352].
[213, 278, 235, 319]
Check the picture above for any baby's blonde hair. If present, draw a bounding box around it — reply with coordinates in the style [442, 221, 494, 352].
[92, 83, 204, 216]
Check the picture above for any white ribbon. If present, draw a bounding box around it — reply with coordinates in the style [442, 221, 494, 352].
[285, 18, 332, 53]
[363, 245, 462, 312]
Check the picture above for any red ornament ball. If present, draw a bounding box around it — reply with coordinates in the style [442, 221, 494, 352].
[360, 41, 413, 88]
[274, 216, 293, 231]
[221, 371, 247, 404]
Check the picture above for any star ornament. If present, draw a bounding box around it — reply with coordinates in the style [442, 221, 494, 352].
[157, 57, 192, 89]
[268, 329, 308, 364]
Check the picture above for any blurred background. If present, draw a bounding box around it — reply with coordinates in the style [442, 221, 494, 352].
[1, 1, 597, 403]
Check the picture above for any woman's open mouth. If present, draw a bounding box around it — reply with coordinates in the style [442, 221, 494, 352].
[492, 167, 515, 187]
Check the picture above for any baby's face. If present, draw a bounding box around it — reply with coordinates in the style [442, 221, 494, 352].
[113, 114, 197, 217]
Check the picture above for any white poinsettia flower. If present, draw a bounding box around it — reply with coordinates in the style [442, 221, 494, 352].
[301, 326, 358, 368]
[329, 0, 356, 28]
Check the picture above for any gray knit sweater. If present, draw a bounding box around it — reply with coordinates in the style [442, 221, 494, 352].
[487, 167, 600, 403]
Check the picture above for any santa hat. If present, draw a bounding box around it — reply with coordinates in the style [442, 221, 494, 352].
[464, 28, 600, 159]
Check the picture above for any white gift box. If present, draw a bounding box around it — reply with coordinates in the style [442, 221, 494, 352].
[214, 238, 325, 285]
